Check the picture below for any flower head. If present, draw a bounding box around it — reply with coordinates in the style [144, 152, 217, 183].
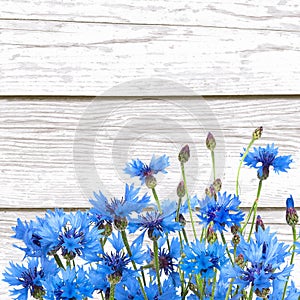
[3, 258, 58, 300]
[124, 155, 170, 184]
[128, 204, 181, 241]
[197, 192, 244, 233]
[242, 144, 292, 179]
[286, 195, 298, 226]
[89, 184, 150, 227]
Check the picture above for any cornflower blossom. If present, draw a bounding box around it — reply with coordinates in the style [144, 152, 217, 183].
[89, 184, 150, 230]
[38, 209, 101, 262]
[42, 267, 94, 300]
[3, 258, 58, 300]
[197, 192, 244, 233]
[128, 203, 181, 241]
[91, 232, 145, 290]
[146, 237, 181, 287]
[226, 227, 292, 297]
[124, 155, 170, 184]
[242, 144, 292, 179]
[181, 239, 227, 279]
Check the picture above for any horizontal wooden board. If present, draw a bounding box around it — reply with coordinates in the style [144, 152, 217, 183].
[0, 97, 299, 209]
[2, 1, 300, 31]
[1, 209, 300, 298]
[1, 20, 300, 95]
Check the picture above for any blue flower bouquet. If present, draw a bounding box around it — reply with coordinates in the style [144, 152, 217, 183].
[3, 127, 300, 299]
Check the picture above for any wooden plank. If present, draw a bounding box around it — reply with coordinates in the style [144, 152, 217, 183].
[2, 1, 300, 32]
[1, 209, 299, 298]
[0, 97, 299, 208]
[1, 20, 300, 95]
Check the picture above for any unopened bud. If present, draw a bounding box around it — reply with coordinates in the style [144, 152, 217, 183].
[114, 216, 128, 231]
[235, 253, 244, 267]
[178, 145, 190, 163]
[99, 221, 113, 237]
[205, 185, 216, 199]
[206, 132, 216, 151]
[32, 285, 45, 300]
[255, 288, 270, 299]
[231, 224, 240, 235]
[255, 215, 265, 232]
[207, 225, 217, 244]
[177, 181, 185, 198]
[232, 234, 240, 246]
[213, 178, 222, 192]
[178, 213, 186, 226]
[145, 175, 157, 189]
[252, 126, 263, 140]
[286, 195, 298, 226]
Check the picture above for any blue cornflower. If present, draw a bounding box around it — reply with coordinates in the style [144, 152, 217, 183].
[11, 218, 44, 258]
[128, 203, 181, 241]
[242, 144, 292, 179]
[89, 184, 150, 231]
[124, 155, 170, 184]
[92, 231, 144, 289]
[181, 239, 227, 279]
[197, 192, 244, 233]
[225, 227, 292, 296]
[145, 280, 181, 300]
[3, 257, 58, 300]
[286, 195, 298, 226]
[42, 267, 94, 300]
[38, 209, 101, 262]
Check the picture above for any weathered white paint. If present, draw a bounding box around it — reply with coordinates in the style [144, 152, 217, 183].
[0, 97, 298, 209]
[2, 0, 300, 31]
[1, 19, 300, 95]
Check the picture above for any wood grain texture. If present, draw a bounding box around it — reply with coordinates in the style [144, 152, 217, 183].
[1, 19, 300, 95]
[0, 96, 299, 209]
[2, 0, 300, 31]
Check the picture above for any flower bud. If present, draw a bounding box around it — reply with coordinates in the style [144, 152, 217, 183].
[178, 213, 186, 226]
[177, 181, 185, 198]
[252, 126, 263, 140]
[213, 178, 222, 192]
[255, 215, 265, 232]
[235, 253, 244, 267]
[206, 132, 216, 151]
[145, 175, 157, 189]
[114, 216, 128, 231]
[178, 144, 190, 163]
[205, 185, 216, 199]
[255, 288, 270, 299]
[32, 285, 45, 300]
[207, 224, 217, 244]
[232, 234, 240, 246]
[99, 221, 113, 237]
[286, 195, 298, 226]
[231, 224, 240, 235]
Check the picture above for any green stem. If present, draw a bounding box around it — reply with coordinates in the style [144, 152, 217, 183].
[181, 162, 197, 240]
[121, 230, 147, 300]
[153, 240, 162, 295]
[282, 225, 297, 300]
[211, 150, 216, 181]
[152, 187, 162, 213]
[53, 254, 65, 270]
[176, 197, 182, 222]
[247, 180, 263, 242]
[248, 284, 253, 300]
[225, 278, 234, 300]
[109, 283, 115, 300]
[210, 269, 217, 300]
[236, 138, 255, 196]
[221, 232, 234, 265]
[241, 179, 262, 234]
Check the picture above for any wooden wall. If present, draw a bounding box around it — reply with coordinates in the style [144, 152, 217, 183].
[1, 1, 300, 298]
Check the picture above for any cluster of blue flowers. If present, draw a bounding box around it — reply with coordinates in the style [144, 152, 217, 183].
[3, 127, 300, 299]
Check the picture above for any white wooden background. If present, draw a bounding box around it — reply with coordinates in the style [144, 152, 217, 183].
[1, 1, 300, 299]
